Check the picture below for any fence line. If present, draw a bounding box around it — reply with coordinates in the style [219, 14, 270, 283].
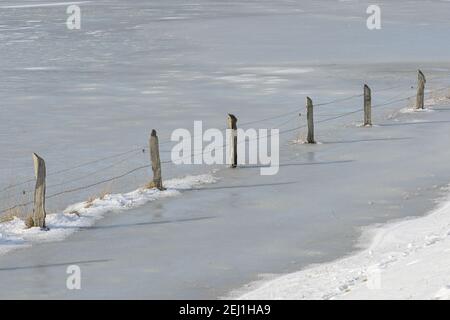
[0, 164, 152, 215]
[166, 85, 431, 162]
[1, 75, 448, 219]
[2, 83, 440, 198]
[0, 151, 149, 206]
[235, 84, 406, 127]
[0, 82, 415, 195]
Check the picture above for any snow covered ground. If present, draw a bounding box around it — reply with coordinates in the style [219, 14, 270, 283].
[236, 183, 450, 300]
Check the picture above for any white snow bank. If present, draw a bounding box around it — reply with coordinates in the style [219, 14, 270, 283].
[398, 95, 450, 114]
[234, 187, 450, 300]
[0, 174, 216, 257]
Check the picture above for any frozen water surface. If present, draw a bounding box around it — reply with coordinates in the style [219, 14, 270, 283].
[0, 0, 450, 298]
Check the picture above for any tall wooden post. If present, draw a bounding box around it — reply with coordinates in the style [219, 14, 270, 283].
[149, 129, 165, 190]
[364, 84, 372, 126]
[32, 153, 47, 229]
[306, 97, 315, 144]
[227, 114, 238, 168]
[416, 70, 426, 110]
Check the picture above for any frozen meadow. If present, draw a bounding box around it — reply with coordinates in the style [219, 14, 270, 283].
[1, 0, 450, 299]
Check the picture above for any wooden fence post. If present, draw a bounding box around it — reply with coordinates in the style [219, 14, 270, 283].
[227, 114, 238, 168]
[149, 129, 165, 190]
[416, 70, 426, 109]
[364, 84, 372, 126]
[306, 97, 315, 144]
[32, 153, 47, 229]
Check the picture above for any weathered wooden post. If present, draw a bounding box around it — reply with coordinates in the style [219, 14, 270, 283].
[32, 153, 47, 229]
[149, 129, 165, 190]
[306, 97, 315, 144]
[227, 114, 238, 168]
[364, 84, 372, 126]
[416, 70, 426, 109]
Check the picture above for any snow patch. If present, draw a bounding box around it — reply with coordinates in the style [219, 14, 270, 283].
[231, 185, 450, 300]
[399, 107, 434, 114]
[0, 174, 217, 257]
[289, 138, 323, 145]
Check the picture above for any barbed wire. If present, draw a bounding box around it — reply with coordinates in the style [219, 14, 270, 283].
[0, 149, 145, 204]
[0, 164, 152, 215]
[83, 84, 447, 168]
[46, 164, 151, 200]
[1, 83, 448, 215]
[163, 83, 447, 163]
[236, 84, 406, 127]
[0, 147, 145, 195]
[0, 82, 412, 194]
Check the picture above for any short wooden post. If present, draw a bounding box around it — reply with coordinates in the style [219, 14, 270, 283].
[416, 70, 426, 109]
[149, 129, 165, 190]
[227, 114, 238, 168]
[32, 153, 47, 229]
[306, 97, 315, 144]
[364, 84, 372, 126]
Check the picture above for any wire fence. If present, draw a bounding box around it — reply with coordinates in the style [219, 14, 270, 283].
[1, 80, 449, 216]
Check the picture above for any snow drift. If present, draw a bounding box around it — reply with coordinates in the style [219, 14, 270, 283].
[234, 186, 450, 300]
[0, 174, 216, 256]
